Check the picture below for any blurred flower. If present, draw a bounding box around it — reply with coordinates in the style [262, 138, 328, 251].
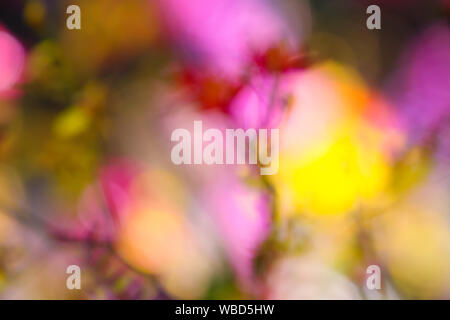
[72, 160, 215, 298]
[204, 175, 271, 292]
[391, 23, 450, 148]
[114, 166, 215, 298]
[175, 69, 243, 112]
[156, 0, 305, 79]
[273, 63, 403, 216]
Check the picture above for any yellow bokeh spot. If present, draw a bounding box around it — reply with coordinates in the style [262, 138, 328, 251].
[116, 207, 187, 274]
[373, 205, 450, 298]
[53, 107, 90, 138]
[24, 0, 46, 28]
[279, 131, 389, 215]
[275, 62, 394, 216]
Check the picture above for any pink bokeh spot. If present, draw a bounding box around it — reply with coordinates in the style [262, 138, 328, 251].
[0, 30, 25, 93]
